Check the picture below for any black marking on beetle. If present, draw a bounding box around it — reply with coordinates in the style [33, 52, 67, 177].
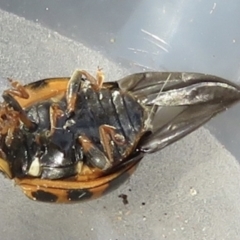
[28, 79, 49, 90]
[32, 190, 58, 202]
[67, 189, 93, 201]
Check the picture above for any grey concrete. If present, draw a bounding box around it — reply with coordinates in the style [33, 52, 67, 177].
[0, 8, 240, 240]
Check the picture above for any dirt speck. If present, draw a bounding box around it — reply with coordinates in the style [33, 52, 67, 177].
[118, 194, 128, 205]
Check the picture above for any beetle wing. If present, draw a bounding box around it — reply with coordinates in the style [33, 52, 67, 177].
[140, 103, 226, 153]
[118, 72, 240, 102]
[118, 72, 240, 153]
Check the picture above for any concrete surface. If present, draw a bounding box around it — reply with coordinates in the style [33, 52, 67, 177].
[0, 9, 240, 240]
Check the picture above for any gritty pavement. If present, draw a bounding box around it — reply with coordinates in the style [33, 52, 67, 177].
[0, 10, 240, 240]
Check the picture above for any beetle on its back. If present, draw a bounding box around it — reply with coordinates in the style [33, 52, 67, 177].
[5, 69, 148, 180]
[0, 69, 240, 203]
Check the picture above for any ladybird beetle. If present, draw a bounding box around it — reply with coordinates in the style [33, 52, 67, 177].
[0, 69, 239, 203]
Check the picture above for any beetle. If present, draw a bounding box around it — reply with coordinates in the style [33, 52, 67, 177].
[0, 69, 239, 203]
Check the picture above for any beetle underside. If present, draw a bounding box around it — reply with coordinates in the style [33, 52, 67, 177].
[0, 69, 150, 181]
[0, 69, 240, 202]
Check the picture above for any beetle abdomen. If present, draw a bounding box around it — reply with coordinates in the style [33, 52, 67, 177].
[71, 86, 146, 163]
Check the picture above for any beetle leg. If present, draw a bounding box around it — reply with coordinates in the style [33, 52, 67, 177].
[49, 104, 64, 136]
[66, 68, 104, 114]
[95, 124, 126, 169]
[81, 67, 104, 91]
[0, 148, 7, 160]
[78, 124, 125, 171]
[5, 126, 16, 147]
[78, 135, 112, 170]
[2, 78, 36, 131]
[99, 124, 126, 162]
[66, 70, 82, 114]
[76, 161, 83, 174]
[0, 105, 18, 134]
[2, 93, 36, 131]
[35, 104, 64, 145]
[6, 78, 29, 99]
